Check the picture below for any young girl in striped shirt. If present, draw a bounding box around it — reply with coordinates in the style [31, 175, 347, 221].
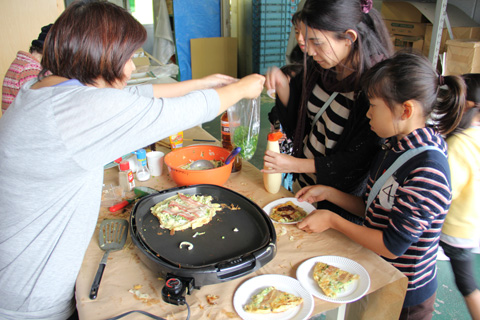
[296, 52, 466, 320]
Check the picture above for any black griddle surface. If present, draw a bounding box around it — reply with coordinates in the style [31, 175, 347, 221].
[131, 185, 272, 268]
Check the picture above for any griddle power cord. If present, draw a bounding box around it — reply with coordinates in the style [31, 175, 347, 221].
[105, 302, 191, 320]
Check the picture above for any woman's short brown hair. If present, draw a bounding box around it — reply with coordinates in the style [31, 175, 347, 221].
[42, 0, 147, 85]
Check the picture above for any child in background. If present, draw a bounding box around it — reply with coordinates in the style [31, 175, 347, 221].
[296, 52, 466, 320]
[2, 24, 52, 113]
[440, 73, 480, 320]
[267, 11, 304, 191]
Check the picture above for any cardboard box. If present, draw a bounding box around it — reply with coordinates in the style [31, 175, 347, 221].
[393, 36, 424, 52]
[190, 37, 237, 79]
[423, 26, 480, 57]
[384, 19, 428, 37]
[132, 48, 150, 67]
[381, 1, 427, 23]
[445, 39, 480, 75]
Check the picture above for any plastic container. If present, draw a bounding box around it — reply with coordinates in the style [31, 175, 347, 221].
[135, 149, 151, 182]
[169, 131, 184, 149]
[164, 145, 232, 186]
[263, 132, 283, 194]
[221, 111, 242, 172]
[119, 161, 135, 192]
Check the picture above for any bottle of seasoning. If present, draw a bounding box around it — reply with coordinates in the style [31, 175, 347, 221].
[118, 160, 135, 192]
[263, 131, 283, 194]
[169, 131, 184, 149]
[221, 111, 242, 172]
[135, 149, 151, 181]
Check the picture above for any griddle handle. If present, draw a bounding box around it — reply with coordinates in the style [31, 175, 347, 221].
[217, 255, 256, 281]
[89, 263, 106, 300]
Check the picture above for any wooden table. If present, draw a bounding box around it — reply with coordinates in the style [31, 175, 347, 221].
[75, 126, 407, 320]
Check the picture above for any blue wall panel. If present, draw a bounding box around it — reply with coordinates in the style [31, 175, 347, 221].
[173, 0, 221, 81]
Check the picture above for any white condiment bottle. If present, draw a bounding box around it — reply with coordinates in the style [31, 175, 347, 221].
[263, 132, 283, 194]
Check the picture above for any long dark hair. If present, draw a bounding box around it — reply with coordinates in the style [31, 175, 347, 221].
[447, 73, 480, 137]
[362, 51, 466, 136]
[41, 0, 147, 85]
[292, 0, 393, 156]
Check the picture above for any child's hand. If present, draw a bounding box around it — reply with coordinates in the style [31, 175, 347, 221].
[297, 210, 333, 233]
[295, 185, 331, 204]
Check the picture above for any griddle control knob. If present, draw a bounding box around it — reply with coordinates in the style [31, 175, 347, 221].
[165, 277, 183, 295]
[162, 275, 194, 306]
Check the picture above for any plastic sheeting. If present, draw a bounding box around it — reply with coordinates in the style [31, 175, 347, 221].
[173, 0, 221, 81]
[153, 0, 175, 65]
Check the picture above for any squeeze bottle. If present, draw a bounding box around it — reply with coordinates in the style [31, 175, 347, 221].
[221, 111, 242, 172]
[263, 132, 283, 194]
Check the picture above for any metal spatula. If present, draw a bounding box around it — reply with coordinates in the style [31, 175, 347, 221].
[89, 219, 128, 299]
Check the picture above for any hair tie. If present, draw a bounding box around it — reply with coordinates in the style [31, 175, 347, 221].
[438, 75, 445, 86]
[361, 0, 373, 13]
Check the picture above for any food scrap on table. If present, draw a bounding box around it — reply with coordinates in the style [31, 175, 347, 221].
[206, 294, 219, 305]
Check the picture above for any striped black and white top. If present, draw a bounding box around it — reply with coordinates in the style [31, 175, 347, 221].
[296, 84, 354, 190]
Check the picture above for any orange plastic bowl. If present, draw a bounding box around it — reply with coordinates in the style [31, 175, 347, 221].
[164, 145, 233, 186]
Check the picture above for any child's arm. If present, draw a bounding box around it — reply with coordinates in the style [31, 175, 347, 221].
[296, 185, 365, 217]
[265, 66, 290, 106]
[297, 210, 398, 259]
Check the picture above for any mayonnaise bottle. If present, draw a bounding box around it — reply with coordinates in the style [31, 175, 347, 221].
[263, 132, 283, 194]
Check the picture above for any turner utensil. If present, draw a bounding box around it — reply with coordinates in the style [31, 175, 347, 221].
[89, 219, 129, 299]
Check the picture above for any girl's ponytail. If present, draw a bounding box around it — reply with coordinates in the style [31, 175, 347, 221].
[435, 75, 466, 135]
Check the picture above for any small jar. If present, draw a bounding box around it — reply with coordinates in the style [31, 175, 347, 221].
[119, 161, 135, 192]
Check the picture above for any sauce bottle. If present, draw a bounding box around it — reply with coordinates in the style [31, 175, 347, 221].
[263, 131, 283, 194]
[221, 111, 242, 172]
[118, 160, 135, 192]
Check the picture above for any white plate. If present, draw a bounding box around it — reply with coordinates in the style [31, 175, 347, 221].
[296, 256, 370, 303]
[233, 274, 314, 320]
[262, 197, 316, 224]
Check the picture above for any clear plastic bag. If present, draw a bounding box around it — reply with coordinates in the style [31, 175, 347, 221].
[227, 97, 261, 160]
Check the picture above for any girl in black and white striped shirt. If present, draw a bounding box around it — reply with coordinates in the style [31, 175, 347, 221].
[265, 0, 393, 222]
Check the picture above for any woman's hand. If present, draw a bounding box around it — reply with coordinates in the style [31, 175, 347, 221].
[261, 150, 315, 173]
[234, 74, 266, 99]
[297, 210, 334, 233]
[199, 73, 237, 89]
[295, 185, 331, 204]
[215, 74, 265, 114]
[261, 151, 297, 173]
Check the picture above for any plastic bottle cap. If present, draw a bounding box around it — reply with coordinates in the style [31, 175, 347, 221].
[267, 131, 284, 141]
[119, 161, 130, 171]
[136, 148, 147, 159]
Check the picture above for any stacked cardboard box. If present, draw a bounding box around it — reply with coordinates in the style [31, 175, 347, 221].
[445, 39, 480, 75]
[381, 2, 427, 52]
[381, 1, 480, 61]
